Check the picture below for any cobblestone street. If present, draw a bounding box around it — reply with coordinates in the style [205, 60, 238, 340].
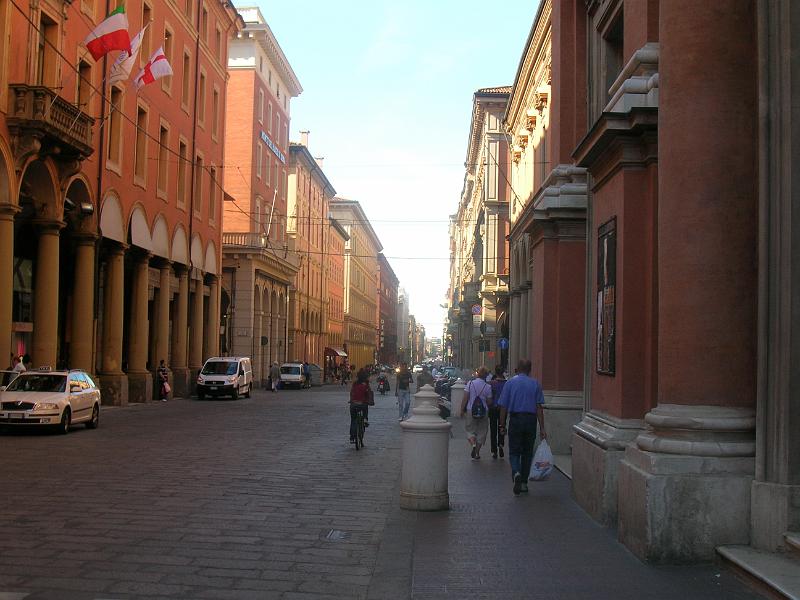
[0, 384, 761, 599]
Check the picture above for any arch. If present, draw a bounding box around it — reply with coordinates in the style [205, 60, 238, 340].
[19, 159, 59, 220]
[204, 239, 218, 275]
[190, 233, 203, 270]
[99, 191, 125, 242]
[271, 290, 279, 316]
[63, 175, 97, 232]
[301, 309, 307, 331]
[0, 137, 17, 207]
[151, 214, 170, 260]
[128, 204, 152, 251]
[171, 224, 189, 266]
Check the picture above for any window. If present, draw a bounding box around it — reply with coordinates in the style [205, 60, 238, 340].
[267, 103, 272, 132]
[157, 124, 169, 195]
[276, 114, 281, 146]
[198, 70, 206, 125]
[212, 88, 219, 138]
[201, 5, 208, 42]
[265, 155, 270, 186]
[178, 139, 188, 208]
[182, 50, 191, 109]
[194, 155, 204, 215]
[184, 0, 192, 20]
[209, 166, 217, 222]
[259, 56, 263, 73]
[77, 60, 91, 109]
[36, 12, 57, 86]
[215, 25, 222, 62]
[107, 86, 123, 164]
[141, 3, 152, 66]
[134, 105, 148, 182]
[256, 143, 262, 179]
[162, 27, 173, 92]
[258, 90, 264, 123]
[596, 217, 617, 375]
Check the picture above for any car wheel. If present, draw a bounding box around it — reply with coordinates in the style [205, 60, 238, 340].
[58, 407, 71, 435]
[85, 403, 99, 429]
[244, 384, 251, 398]
[231, 386, 239, 400]
[197, 392, 205, 401]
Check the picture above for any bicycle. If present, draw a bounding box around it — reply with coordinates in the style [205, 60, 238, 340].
[351, 405, 367, 450]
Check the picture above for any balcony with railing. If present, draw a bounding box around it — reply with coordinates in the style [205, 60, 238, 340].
[7, 85, 94, 159]
[222, 232, 300, 270]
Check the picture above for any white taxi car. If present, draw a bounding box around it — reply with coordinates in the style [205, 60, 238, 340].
[0, 368, 101, 434]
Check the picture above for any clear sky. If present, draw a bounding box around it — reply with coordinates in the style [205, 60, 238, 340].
[257, 1, 540, 339]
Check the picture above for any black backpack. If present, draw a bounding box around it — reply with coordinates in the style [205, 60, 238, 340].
[470, 381, 488, 418]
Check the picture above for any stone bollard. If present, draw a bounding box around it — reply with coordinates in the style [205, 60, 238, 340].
[400, 384, 452, 511]
[449, 378, 466, 418]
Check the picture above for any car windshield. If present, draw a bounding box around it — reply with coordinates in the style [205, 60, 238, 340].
[6, 374, 67, 393]
[281, 366, 301, 375]
[443, 367, 458, 377]
[202, 361, 237, 375]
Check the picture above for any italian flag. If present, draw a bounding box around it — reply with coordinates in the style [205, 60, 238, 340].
[83, 6, 131, 61]
[134, 47, 173, 90]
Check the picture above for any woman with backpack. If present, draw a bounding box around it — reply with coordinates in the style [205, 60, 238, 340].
[460, 366, 492, 460]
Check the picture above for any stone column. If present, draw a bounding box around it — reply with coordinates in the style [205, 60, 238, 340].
[127, 253, 151, 403]
[189, 277, 205, 378]
[255, 305, 263, 385]
[31, 221, 62, 368]
[750, 0, 800, 552]
[99, 244, 128, 405]
[70, 235, 96, 373]
[509, 291, 520, 368]
[205, 275, 219, 359]
[171, 265, 190, 398]
[617, 0, 758, 563]
[0, 205, 18, 366]
[518, 285, 530, 362]
[151, 261, 171, 399]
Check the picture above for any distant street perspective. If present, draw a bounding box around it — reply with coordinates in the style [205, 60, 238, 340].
[0, 382, 760, 600]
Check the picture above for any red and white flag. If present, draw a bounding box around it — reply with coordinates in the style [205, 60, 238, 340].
[109, 25, 147, 85]
[83, 5, 131, 61]
[133, 47, 173, 90]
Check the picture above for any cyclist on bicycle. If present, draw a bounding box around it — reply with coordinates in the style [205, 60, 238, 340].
[349, 369, 374, 444]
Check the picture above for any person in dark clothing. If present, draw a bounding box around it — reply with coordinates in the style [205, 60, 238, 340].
[157, 359, 170, 401]
[488, 364, 507, 459]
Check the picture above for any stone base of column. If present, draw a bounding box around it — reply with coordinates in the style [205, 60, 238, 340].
[127, 372, 153, 404]
[542, 391, 583, 455]
[750, 481, 800, 552]
[617, 404, 756, 563]
[171, 367, 191, 399]
[572, 410, 644, 527]
[98, 373, 129, 406]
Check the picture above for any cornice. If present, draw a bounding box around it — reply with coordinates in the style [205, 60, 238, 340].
[505, 0, 552, 132]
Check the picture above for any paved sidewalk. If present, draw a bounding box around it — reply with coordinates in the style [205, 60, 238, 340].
[374, 414, 762, 600]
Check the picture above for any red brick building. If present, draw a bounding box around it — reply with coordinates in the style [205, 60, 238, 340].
[377, 253, 399, 366]
[0, 0, 239, 403]
[221, 6, 300, 384]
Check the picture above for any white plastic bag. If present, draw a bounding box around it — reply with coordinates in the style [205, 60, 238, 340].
[530, 439, 554, 481]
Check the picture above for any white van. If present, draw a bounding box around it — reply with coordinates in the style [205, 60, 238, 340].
[280, 363, 307, 388]
[196, 357, 253, 400]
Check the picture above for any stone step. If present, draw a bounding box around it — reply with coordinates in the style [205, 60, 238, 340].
[786, 532, 800, 557]
[717, 545, 800, 600]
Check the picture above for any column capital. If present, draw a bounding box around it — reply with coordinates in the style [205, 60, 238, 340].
[0, 203, 21, 220]
[73, 232, 99, 246]
[104, 241, 128, 256]
[153, 256, 172, 270]
[32, 218, 65, 233]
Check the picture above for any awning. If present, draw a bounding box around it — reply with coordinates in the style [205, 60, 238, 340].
[325, 347, 348, 357]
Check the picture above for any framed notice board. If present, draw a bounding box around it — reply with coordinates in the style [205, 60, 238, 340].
[597, 218, 616, 375]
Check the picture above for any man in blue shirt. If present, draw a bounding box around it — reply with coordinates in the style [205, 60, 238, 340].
[497, 359, 546, 495]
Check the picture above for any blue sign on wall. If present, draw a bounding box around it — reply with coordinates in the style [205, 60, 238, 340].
[498, 338, 509, 350]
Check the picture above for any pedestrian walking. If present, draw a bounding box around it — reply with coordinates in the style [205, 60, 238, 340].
[270, 362, 281, 392]
[302, 362, 311, 388]
[497, 359, 546, 495]
[460, 366, 492, 460]
[158, 359, 170, 401]
[488, 364, 507, 459]
[416, 365, 434, 391]
[396, 362, 413, 421]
